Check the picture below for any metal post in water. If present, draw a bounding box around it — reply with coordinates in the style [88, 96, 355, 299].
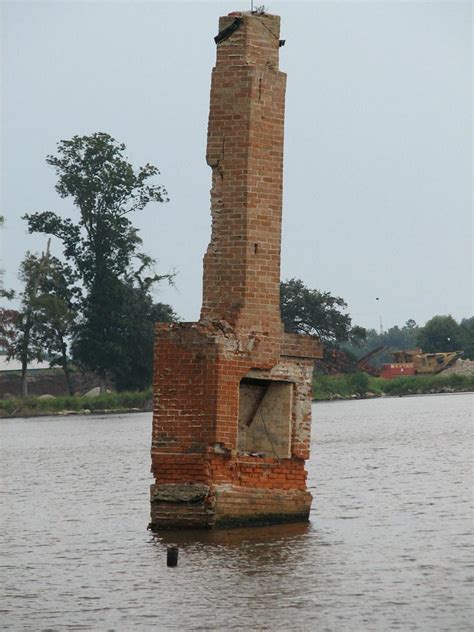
[167, 546, 179, 567]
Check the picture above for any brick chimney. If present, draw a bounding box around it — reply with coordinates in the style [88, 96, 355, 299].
[202, 13, 285, 346]
[150, 12, 322, 529]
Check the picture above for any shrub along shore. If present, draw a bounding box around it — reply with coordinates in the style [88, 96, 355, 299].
[312, 373, 474, 401]
[0, 374, 472, 418]
[0, 389, 153, 418]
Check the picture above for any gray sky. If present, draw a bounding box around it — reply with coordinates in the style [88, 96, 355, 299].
[1, 0, 472, 331]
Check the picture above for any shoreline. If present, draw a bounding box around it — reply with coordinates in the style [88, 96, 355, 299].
[312, 372, 474, 402]
[313, 390, 473, 403]
[1, 390, 472, 419]
[1, 407, 151, 420]
[0, 390, 153, 420]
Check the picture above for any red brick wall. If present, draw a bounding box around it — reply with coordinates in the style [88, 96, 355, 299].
[202, 13, 286, 341]
[152, 324, 219, 455]
[152, 324, 315, 488]
[150, 12, 321, 528]
[207, 453, 308, 490]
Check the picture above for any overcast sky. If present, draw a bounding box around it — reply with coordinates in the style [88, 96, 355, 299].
[1, 0, 472, 331]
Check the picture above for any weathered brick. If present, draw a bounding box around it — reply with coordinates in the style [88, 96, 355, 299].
[150, 12, 323, 530]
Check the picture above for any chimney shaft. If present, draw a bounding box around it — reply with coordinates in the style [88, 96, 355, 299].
[201, 12, 286, 338]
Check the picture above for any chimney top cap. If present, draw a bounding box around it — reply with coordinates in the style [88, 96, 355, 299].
[227, 10, 274, 18]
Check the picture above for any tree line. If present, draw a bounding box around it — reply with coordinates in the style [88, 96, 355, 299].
[1, 133, 472, 397]
[279, 279, 473, 366]
[342, 315, 474, 365]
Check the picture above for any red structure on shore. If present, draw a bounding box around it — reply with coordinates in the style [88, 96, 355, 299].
[150, 11, 322, 529]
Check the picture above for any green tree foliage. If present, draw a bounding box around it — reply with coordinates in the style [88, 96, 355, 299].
[372, 320, 419, 350]
[24, 133, 172, 390]
[459, 317, 474, 360]
[0, 308, 20, 354]
[151, 302, 178, 323]
[88, 280, 178, 392]
[343, 319, 420, 365]
[0, 214, 16, 354]
[344, 315, 474, 366]
[32, 254, 77, 395]
[417, 315, 465, 353]
[5, 252, 51, 396]
[25, 133, 168, 285]
[280, 278, 366, 345]
[4, 249, 76, 394]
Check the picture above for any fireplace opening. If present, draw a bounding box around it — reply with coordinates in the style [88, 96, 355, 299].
[237, 377, 293, 458]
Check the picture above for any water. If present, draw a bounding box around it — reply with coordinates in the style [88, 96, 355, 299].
[1, 394, 472, 631]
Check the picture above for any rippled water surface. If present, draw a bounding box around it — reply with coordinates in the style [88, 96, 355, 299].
[1, 394, 473, 631]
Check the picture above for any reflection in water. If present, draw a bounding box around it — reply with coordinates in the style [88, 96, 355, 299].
[153, 520, 311, 547]
[1, 394, 472, 631]
[152, 522, 312, 576]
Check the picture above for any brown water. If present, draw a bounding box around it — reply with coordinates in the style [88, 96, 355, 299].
[1, 394, 472, 631]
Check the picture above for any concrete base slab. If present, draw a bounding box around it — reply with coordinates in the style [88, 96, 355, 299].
[149, 483, 311, 530]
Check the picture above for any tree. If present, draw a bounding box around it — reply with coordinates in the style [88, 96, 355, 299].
[24, 133, 170, 390]
[5, 251, 51, 396]
[405, 318, 417, 331]
[342, 319, 419, 366]
[2, 246, 78, 395]
[459, 317, 474, 360]
[0, 308, 20, 355]
[280, 278, 366, 345]
[93, 281, 178, 392]
[1, 218, 20, 366]
[33, 255, 77, 395]
[107, 259, 178, 391]
[417, 315, 464, 353]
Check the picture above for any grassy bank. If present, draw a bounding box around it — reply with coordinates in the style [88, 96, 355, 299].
[312, 373, 474, 401]
[0, 389, 153, 418]
[2, 373, 472, 417]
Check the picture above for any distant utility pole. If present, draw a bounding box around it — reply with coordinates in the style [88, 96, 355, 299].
[376, 297, 383, 334]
